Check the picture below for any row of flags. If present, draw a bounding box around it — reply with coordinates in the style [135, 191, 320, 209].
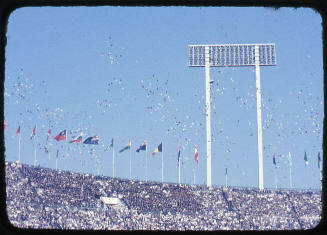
[9, 125, 200, 163]
[273, 151, 322, 169]
[8, 124, 322, 167]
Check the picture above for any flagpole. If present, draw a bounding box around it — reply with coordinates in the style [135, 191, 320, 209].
[129, 147, 132, 180]
[161, 143, 164, 184]
[193, 167, 195, 184]
[274, 167, 277, 189]
[112, 146, 115, 178]
[56, 149, 59, 170]
[34, 137, 37, 166]
[146, 145, 148, 182]
[179, 161, 181, 184]
[18, 129, 21, 163]
[225, 168, 227, 188]
[289, 152, 293, 189]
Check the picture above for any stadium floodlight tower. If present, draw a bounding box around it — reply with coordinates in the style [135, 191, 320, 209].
[188, 43, 276, 190]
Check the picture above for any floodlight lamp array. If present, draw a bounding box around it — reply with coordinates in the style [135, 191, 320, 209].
[188, 44, 276, 67]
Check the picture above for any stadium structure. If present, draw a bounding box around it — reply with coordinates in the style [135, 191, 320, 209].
[5, 161, 321, 230]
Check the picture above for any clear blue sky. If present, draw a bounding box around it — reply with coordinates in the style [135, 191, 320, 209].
[4, 6, 323, 190]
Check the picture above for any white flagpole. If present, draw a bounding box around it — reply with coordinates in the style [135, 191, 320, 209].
[18, 129, 21, 163]
[225, 168, 227, 188]
[65, 129, 68, 171]
[289, 152, 293, 188]
[112, 145, 115, 178]
[274, 167, 277, 189]
[56, 149, 58, 170]
[319, 153, 322, 189]
[193, 167, 195, 184]
[178, 157, 181, 184]
[145, 144, 148, 182]
[34, 137, 37, 166]
[161, 143, 164, 184]
[129, 146, 132, 180]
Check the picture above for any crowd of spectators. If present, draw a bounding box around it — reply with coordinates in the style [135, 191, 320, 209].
[5, 161, 322, 230]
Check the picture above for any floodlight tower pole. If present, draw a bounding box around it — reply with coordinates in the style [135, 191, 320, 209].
[205, 46, 212, 189]
[254, 45, 264, 190]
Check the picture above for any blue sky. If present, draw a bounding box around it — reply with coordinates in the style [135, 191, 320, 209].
[4, 6, 323, 189]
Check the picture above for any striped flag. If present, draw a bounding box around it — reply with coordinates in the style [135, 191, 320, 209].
[152, 143, 162, 156]
[194, 145, 198, 164]
[30, 125, 37, 140]
[119, 139, 131, 153]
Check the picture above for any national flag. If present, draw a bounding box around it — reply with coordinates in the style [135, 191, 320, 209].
[83, 135, 99, 145]
[46, 129, 51, 145]
[30, 125, 37, 140]
[273, 153, 276, 167]
[304, 151, 308, 166]
[194, 145, 198, 164]
[136, 141, 147, 152]
[318, 152, 321, 169]
[226, 168, 228, 175]
[54, 130, 67, 142]
[69, 135, 83, 143]
[177, 146, 181, 163]
[14, 126, 20, 138]
[152, 142, 162, 156]
[119, 139, 131, 153]
[106, 138, 114, 151]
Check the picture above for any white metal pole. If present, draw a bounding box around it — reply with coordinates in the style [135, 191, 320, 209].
[161, 143, 164, 184]
[112, 146, 115, 178]
[179, 158, 181, 184]
[146, 146, 148, 182]
[129, 148, 132, 180]
[205, 46, 212, 189]
[56, 150, 58, 170]
[18, 130, 21, 163]
[34, 139, 37, 166]
[225, 168, 227, 188]
[289, 152, 293, 188]
[194, 168, 196, 184]
[274, 167, 277, 189]
[254, 45, 264, 190]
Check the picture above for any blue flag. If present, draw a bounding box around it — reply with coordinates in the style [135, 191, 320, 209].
[83, 135, 99, 145]
[136, 141, 147, 152]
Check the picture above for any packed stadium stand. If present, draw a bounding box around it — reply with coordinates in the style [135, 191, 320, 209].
[5, 161, 322, 230]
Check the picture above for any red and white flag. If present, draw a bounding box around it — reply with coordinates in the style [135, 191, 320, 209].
[54, 130, 67, 142]
[30, 125, 37, 140]
[69, 135, 83, 143]
[194, 145, 198, 164]
[46, 128, 51, 145]
[14, 126, 20, 138]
